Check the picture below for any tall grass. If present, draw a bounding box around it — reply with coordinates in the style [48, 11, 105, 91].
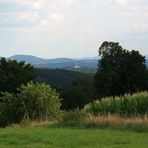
[84, 114, 148, 132]
[84, 92, 148, 116]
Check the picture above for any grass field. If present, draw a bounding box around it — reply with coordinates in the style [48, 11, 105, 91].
[0, 126, 148, 148]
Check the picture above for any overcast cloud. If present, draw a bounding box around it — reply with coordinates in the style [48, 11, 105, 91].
[0, 0, 148, 58]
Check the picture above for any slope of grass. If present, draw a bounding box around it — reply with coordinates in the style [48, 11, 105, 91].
[0, 126, 148, 148]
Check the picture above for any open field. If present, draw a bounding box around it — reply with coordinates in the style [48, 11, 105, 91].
[0, 126, 148, 148]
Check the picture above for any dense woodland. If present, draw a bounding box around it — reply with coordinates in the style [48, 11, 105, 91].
[35, 68, 91, 89]
[35, 68, 97, 110]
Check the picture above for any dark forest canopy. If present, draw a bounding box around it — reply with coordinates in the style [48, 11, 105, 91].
[95, 41, 148, 98]
[35, 68, 92, 89]
[0, 57, 35, 94]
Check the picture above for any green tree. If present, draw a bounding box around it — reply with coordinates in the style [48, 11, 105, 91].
[17, 82, 61, 120]
[61, 77, 97, 110]
[0, 82, 61, 127]
[0, 92, 21, 127]
[95, 41, 148, 98]
[0, 58, 35, 94]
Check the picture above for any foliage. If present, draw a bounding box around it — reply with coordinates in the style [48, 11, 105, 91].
[0, 82, 61, 127]
[17, 82, 61, 120]
[0, 58, 35, 94]
[95, 41, 148, 97]
[0, 92, 24, 127]
[84, 92, 148, 116]
[35, 68, 97, 110]
[35, 68, 86, 89]
[61, 77, 98, 110]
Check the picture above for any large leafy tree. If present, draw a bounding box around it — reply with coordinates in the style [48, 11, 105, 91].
[95, 41, 148, 98]
[0, 58, 35, 94]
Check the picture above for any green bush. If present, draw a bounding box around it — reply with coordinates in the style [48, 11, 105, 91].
[84, 92, 148, 116]
[17, 82, 61, 120]
[0, 92, 24, 127]
[0, 82, 61, 127]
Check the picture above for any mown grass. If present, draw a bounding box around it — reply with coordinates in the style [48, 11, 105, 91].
[0, 126, 148, 148]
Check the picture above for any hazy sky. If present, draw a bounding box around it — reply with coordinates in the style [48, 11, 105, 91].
[0, 0, 148, 58]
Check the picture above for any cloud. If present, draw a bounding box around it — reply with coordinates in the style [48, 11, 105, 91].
[128, 6, 138, 11]
[0, 11, 40, 22]
[123, 5, 148, 19]
[134, 22, 148, 31]
[0, 10, 65, 37]
[13, 0, 76, 9]
[113, 0, 127, 6]
[49, 13, 64, 22]
[0, 0, 77, 10]
[1, 0, 148, 58]
[17, 11, 40, 21]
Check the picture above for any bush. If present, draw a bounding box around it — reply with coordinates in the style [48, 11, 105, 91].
[0, 82, 61, 127]
[0, 92, 23, 127]
[17, 82, 61, 121]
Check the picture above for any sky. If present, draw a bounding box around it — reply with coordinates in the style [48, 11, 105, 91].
[0, 0, 148, 58]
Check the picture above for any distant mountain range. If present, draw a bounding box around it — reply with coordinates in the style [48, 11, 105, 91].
[9, 55, 98, 69]
[8, 55, 148, 69]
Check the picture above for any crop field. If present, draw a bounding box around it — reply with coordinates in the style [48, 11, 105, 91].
[84, 92, 148, 116]
[0, 126, 148, 148]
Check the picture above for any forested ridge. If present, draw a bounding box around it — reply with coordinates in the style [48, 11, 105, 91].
[35, 68, 91, 89]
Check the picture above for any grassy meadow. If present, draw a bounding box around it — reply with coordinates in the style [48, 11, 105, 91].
[0, 126, 148, 148]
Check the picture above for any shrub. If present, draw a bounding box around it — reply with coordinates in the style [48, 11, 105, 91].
[0, 82, 61, 127]
[17, 81, 61, 120]
[0, 92, 23, 127]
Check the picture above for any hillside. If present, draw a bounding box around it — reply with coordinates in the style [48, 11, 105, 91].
[9, 55, 98, 69]
[9, 55, 48, 65]
[8, 54, 148, 69]
[35, 68, 91, 89]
